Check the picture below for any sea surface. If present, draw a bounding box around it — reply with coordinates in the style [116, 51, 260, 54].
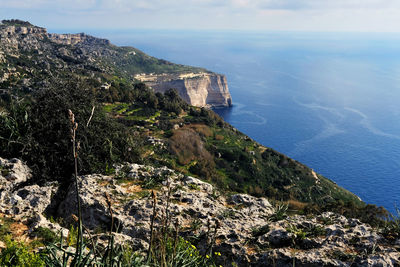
[56, 28, 400, 213]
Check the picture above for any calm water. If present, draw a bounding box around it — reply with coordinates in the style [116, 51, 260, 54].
[59, 28, 400, 213]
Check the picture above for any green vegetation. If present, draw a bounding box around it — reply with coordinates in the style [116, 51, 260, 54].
[31, 227, 59, 246]
[269, 203, 289, 222]
[0, 71, 388, 229]
[0, 78, 143, 184]
[110, 46, 207, 76]
[251, 225, 270, 238]
[1, 20, 397, 266]
[0, 165, 11, 177]
[0, 73, 380, 222]
[0, 20, 391, 235]
[381, 207, 400, 240]
[1, 19, 33, 27]
[0, 237, 45, 267]
[0, 217, 14, 243]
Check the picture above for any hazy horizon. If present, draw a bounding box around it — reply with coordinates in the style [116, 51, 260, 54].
[2, 0, 400, 33]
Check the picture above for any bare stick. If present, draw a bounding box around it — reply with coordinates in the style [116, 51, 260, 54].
[86, 106, 95, 127]
[69, 109, 83, 263]
[147, 190, 157, 263]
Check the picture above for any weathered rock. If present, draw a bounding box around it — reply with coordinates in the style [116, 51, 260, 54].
[0, 157, 34, 213]
[268, 229, 294, 247]
[257, 248, 348, 267]
[1, 158, 400, 266]
[57, 174, 115, 229]
[184, 175, 213, 193]
[28, 214, 69, 237]
[0, 158, 68, 239]
[135, 72, 232, 108]
[355, 253, 400, 267]
[56, 163, 275, 263]
[48, 32, 110, 46]
[0, 157, 31, 185]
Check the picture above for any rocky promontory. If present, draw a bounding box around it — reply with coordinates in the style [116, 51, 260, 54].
[135, 72, 232, 108]
[0, 19, 232, 108]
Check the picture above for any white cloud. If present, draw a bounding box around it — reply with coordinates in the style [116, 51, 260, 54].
[0, 0, 98, 10]
[1, 0, 400, 31]
[2, 0, 399, 11]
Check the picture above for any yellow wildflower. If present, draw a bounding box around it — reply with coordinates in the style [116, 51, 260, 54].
[206, 255, 210, 259]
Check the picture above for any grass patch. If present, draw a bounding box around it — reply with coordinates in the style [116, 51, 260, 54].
[0, 216, 14, 242]
[0, 237, 45, 267]
[31, 227, 58, 245]
[0, 166, 11, 177]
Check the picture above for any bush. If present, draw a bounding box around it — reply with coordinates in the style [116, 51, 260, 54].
[0, 78, 142, 183]
[158, 89, 188, 114]
[31, 227, 58, 245]
[0, 237, 45, 267]
[169, 128, 213, 166]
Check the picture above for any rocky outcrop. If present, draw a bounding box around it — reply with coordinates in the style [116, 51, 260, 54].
[0, 24, 47, 51]
[56, 163, 273, 260]
[0, 157, 67, 236]
[135, 72, 233, 108]
[254, 213, 400, 266]
[1, 158, 399, 266]
[48, 33, 110, 46]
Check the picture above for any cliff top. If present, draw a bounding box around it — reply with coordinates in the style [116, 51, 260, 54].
[1, 19, 33, 27]
[0, 20, 207, 87]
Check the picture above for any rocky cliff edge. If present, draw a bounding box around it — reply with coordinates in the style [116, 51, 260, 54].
[1, 158, 399, 266]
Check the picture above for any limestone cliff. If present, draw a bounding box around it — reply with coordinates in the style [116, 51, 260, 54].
[135, 72, 232, 108]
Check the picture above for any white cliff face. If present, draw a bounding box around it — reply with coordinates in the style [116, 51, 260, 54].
[135, 72, 233, 108]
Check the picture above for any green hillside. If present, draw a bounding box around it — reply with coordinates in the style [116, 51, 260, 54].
[0, 20, 385, 221]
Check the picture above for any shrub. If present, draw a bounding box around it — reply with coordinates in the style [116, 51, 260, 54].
[0, 237, 45, 267]
[320, 201, 388, 227]
[382, 207, 400, 240]
[0, 217, 14, 242]
[169, 128, 214, 167]
[158, 89, 188, 114]
[252, 225, 270, 237]
[0, 78, 142, 183]
[31, 227, 58, 245]
[187, 124, 213, 138]
[269, 203, 288, 222]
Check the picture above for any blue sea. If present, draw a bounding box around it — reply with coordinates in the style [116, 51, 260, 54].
[55, 28, 400, 213]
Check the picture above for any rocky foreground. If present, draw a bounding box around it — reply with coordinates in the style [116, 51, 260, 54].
[0, 157, 399, 266]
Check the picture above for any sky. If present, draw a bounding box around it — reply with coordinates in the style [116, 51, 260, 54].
[1, 0, 400, 32]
